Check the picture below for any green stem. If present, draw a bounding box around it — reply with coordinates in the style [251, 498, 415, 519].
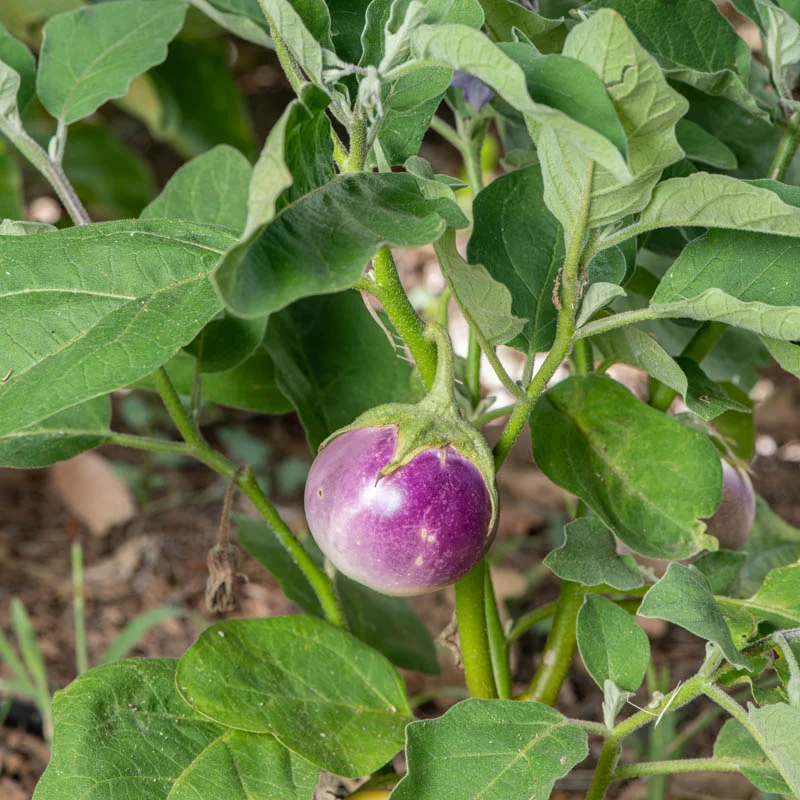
[573, 338, 594, 375]
[105, 433, 193, 456]
[614, 758, 767, 780]
[517, 580, 585, 703]
[649, 321, 727, 412]
[466, 322, 482, 408]
[430, 115, 466, 154]
[343, 113, 367, 173]
[269, 23, 305, 96]
[71, 542, 89, 675]
[484, 565, 512, 699]
[586, 738, 622, 800]
[473, 404, 515, 428]
[575, 308, 672, 340]
[372, 248, 438, 389]
[455, 560, 498, 698]
[507, 600, 559, 642]
[769, 112, 800, 181]
[150, 368, 346, 628]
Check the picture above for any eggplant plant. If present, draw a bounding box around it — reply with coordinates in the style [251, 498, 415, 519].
[2, 0, 800, 797]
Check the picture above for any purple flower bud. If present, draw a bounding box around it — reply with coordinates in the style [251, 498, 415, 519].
[450, 70, 494, 111]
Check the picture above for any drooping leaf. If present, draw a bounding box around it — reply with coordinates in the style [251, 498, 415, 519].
[676, 119, 738, 170]
[537, 9, 687, 234]
[142, 145, 252, 232]
[638, 563, 749, 667]
[531, 375, 722, 559]
[764, 336, 800, 379]
[391, 699, 588, 800]
[264, 291, 421, 452]
[37, 0, 186, 125]
[467, 164, 562, 353]
[147, 38, 256, 159]
[33, 659, 319, 800]
[409, 22, 632, 183]
[676, 357, 751, 421]
[0, 220, 236, 437]
[214, 172, 467, 319]
[714, 719, 791, 794]
[543, 517, 644, 591]
[479, 0, 564, 53]
[435, 230, 526, 350]
[189, 0, 271, 45]
[0, 23, 35, 114]
[577, 594, 650, 692]
[759, 0, 800, 104]
[0, 396, 111, 468]
[176, 616, 413, 777]
[583, 0, 764, 118]
[61, 122, 155, 220]
[747, 703, 800, 794]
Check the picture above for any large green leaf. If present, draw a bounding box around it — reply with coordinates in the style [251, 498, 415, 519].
[176, 616, 412, 777]
[435, 230, 526, 350]
[748, 703, 800, 795]
[141, 145, 252, 232]
[676, 119, 738, 170]
[577, 594, 650, 692]
[467, 164, 562, 353]
[531, 375, 722, 559]
[37, 0, 186, 125]
[714, 719, 791, 794]
[264, 291, 421, 451]
[0, 220, 236, 437]
[537, 9, 687, 233]
[0, 396, 110, 468]
[638, 563, 749, 667]
[391, 699, 588, 800]
[61, 122, 155, 220]
[584, 0, 764, 118]
[327, 0, 372, 63]
[147, 38, 256, 159]
[214, 171, 467, 319]
[543, 517, 644, 591]
[409, 22, 631, 183]
[34, 659, 319, 800]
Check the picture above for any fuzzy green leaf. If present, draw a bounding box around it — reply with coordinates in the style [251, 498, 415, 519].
[714, 719, 791, 794]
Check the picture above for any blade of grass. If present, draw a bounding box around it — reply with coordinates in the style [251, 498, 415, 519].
[98, 606, 189, 665]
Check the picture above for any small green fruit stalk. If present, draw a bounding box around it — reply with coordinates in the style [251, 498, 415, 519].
[304, 324, 498, 596]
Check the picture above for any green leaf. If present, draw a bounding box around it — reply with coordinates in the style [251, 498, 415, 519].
[638, 563, 749, 667]
[725, 561, 800, 631]
[714, 719, 791, 794]
[214, 172, 467, 319]
[176, 616, 413, 777]
[736, 496, 800, 596]
[677, 357, 752, 421]
[714, 381, 755, 460]
[543, 517, 644, 591]
[60, 122, 155, 220]
[327, 0, 372, 63]
[691, 550, 747, 595]
[143, 346, 292, 413]
[676, 119, 738, 170]
[584, 0, 764, 118]
[0, 23, 35, 114]
[577, 594, 650, 692]
[531, 375, 722, 559]
[759, 0, 800, 103]
[467, 164, 562, 353]
[147, 38, 256, 159]
[0, 220, 236, 437]
[0, 141, 23, 219]
[0, 396, 111, 468]
[537, 9, 687, 233]
[590, 325, 688, 399]
[409, 23, 632, 183]
[763, 336, 800, 378]
[479, 0, 565, 53]
[34, 659, 319, 800]
[142, 145, 252, 232]
[435, 230, 526, 349]
[391, 699, 588, 800]
[37, 0, 186, 125]
[747, 703, 800, 795]
[185, 314, 268, 374]
[376, 67, 452, 165]
[265, 291, 421, 452]
[259, 0, 332, 84]
[189, 0, 271, 45]
[576, 283, 627, 328]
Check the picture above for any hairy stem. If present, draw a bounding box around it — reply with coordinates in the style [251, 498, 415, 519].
[151, 368, 345, 628]
[614, 757, 768, 780]
[507, 600, 559, 642]
[586, 738, 622, 800]
[769, 112, 800, 181]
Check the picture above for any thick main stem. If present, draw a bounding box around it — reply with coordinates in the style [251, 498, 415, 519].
[586, 738, 622, 800]
[151, 368, 346, 628]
